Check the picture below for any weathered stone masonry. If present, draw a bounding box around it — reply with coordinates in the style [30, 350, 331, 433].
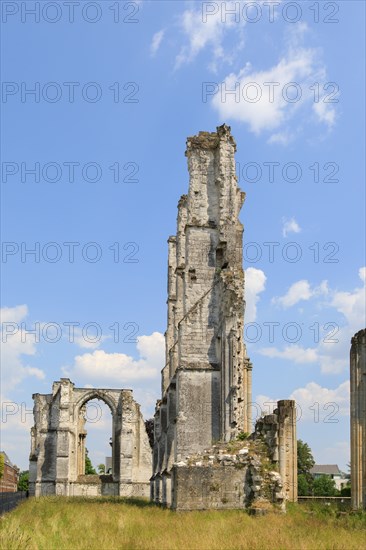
[151, 125, 297, 511]
[350, 328, 366, 509]
[255, 400, 297, 503]
[29, 379, 152, 497]
[29, 125, 297, 510]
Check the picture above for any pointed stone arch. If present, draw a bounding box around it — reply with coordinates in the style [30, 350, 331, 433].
[74, 390, 118, 417]
[74, 392, 115, 479]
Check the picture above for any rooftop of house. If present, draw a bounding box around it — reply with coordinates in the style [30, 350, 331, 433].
[310, 464, 343, 476]
[0, 451, 18, 469]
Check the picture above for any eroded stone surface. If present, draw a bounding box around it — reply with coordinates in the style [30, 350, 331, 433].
[29, 125, 298, 511]
[151, 125, 297, 511]
[350, 328, 366, 509]
[29, 379, 152, 497]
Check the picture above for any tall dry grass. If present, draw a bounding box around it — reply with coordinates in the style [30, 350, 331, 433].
[1, 497, 365, 550]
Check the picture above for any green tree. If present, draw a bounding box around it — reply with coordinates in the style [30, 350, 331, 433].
[298, 473, 310, 496]
[312, 475, 338, 496]
[85, 449, 96, 475]
[340, 484, 351, 497]
[0, 453, 4, 479]
[297, 440, 315, 476]
[97, 463, 105, 474]
[297, 439, 315, 495]
[18, 471, 29, 492]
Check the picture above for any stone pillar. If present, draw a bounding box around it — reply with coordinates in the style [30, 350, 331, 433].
[350, 329, 366, 509]
[277, 400, 297, 502]
[162, 472, 172, 507]
[161, 364, 170, 396]
[55, 379, 75, 494]
[28, 425, 39, 496]
[176, 195, 187, 269]
[165, 384, 176, 471]
[245, 360, 253, 434]
[119, 391, 135, 488]
[158, 404, 167, 473]
[166, 237, 177, 359]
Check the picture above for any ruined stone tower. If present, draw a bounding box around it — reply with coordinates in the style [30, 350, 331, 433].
[29, 124, 297, 510]
[350, 328, 366, 509]
[151, 125, 254, 507]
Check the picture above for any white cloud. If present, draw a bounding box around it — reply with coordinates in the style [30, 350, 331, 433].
[314, 267, 366, 374]
[0, 305, 45, 392]
[244, 267, 266, 322]
[330, 267, 366, 329]
[272, 279, 328, 308]
[259, 344, 318, 364]
[23, 366, 45, 379]
[1, 395, 34, 469]
[254, 389, 350, 471]
[63, 332, 164, 386]
[278, 280, 312, 307]
[290, 380, 349, 420]
[268, 131, 294, 146]
[314, 349, 348, 375]
[150, 29, 165, 57]
[175, 1, 245, 70]
[313, 100, 336, 129]
[254, 380, 349, 422]
[1, 304, 28, 323]
[259, 341, 348, 375]
[359, 266, 366, 283]
[174, 1, 288, 70]
[138, 332, 165, 363]
[211, 24, 336, 136]
[282, 216, 301, 237]
[253, 394, 278, 420]
[261, 268, 365, 374]
[212, 49, 313, 133]
[72, 327, 108, 350]
[133, 388, 159, 420]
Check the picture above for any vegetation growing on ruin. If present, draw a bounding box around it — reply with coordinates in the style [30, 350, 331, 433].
[1, 497, 365, 550]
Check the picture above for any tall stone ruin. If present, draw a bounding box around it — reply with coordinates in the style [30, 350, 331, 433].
[29, 124, 297, 511]
[151, 125, 297, 511]
[29, 379, 152, 497]
[350, 328, 366, 509]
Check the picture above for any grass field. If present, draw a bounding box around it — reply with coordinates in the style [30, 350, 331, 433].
[1, 497, 365, 550]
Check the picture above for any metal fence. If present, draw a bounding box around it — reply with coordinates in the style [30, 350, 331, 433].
[0, 491, 27, 515]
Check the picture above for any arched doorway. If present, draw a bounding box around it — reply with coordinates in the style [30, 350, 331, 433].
[77, 398, 113, 477]
[74, 391, 120, 482]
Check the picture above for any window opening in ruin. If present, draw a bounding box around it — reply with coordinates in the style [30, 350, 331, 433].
[77, 398, 113, 477]
[216, 243, 227, 269]
[189, 268, 197, 282]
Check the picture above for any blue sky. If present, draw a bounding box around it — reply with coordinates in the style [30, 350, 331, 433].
[1, 0, 365, 471]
